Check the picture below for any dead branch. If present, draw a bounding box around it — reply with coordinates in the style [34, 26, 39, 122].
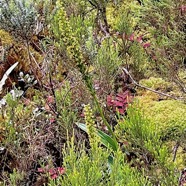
[172, 141, 179, 162]
[122, 68, 185, 101]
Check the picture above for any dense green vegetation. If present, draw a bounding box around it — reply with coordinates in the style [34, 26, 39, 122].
[0, 0, 185, 185]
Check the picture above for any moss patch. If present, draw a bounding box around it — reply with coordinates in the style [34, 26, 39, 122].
[137, 77, 186, 133]
[138, 95, 186, 131]
[139, 77, 171, 91]
[0, 29, 14, 45]
[137, 87, 186, 169]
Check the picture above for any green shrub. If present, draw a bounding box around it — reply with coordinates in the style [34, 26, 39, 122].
[48, 136, 151, 186]
[115, 104, 179, 185]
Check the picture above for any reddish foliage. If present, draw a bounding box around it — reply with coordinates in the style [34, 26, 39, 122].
[37, 167, 45, 173]
[57, 167, 66, 174]
[107, 91, 132, 114]
[142, 43, 151, 48]
[37, 166, 65, 179]
[47, 96, 54, 104]
[180, 5, 186, 15]
[129, 33, 134, 41]
[136, 35, 143, 43]
[125, 33, 151, 49]
[49, 118, 56, 124]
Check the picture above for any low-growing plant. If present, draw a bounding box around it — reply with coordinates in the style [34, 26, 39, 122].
[77, 104, 119, 165]
[107, 90, 132, 114]
[94, 37, 122, 86]
[0, 0, 38, 41]
[7, 169, 24, 186]
[115, 103, 180, 185]
[48, 135, 152, 186]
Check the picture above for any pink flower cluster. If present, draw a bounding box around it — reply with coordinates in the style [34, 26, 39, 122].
[38, 166, 65, 179]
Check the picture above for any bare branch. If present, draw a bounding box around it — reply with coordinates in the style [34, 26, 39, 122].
[172, 141, 179, 162]
[122, 68, 185, 101]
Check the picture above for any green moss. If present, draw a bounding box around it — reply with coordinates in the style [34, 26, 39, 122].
[137, 93, 186, 169]
[137, 77, 186, 137]
[145, 100, 185, 126]
[0, 29, 13, 45]
[137, 76, 186, 170]
[139, 77, 171, 91]
[137, 94, 186, 140]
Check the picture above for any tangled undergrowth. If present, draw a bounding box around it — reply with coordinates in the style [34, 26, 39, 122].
[0, 0, 185, 185]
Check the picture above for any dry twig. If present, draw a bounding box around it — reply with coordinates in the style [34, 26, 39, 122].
[122, 68, 185, 101]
